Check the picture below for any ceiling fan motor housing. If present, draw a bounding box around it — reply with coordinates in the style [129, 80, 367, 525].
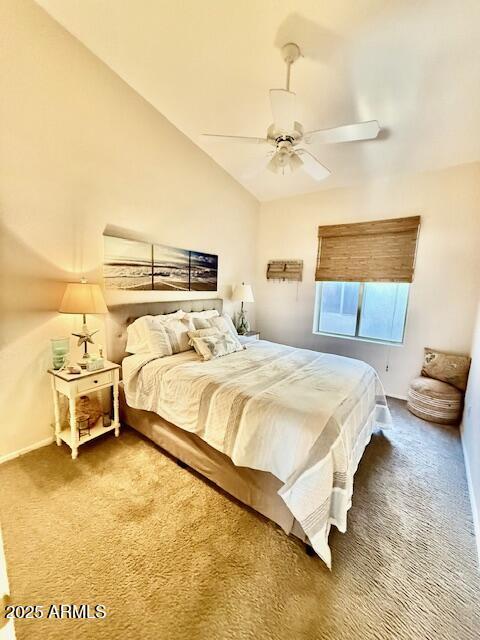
[267, 121, 304, 148]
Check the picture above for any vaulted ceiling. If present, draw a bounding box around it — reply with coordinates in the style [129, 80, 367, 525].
[36, 0, 480, 201]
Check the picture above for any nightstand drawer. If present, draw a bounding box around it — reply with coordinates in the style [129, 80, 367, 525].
[77, 370, 113, 393]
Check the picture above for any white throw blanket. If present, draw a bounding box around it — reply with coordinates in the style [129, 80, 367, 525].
[123, 340, 391, 567]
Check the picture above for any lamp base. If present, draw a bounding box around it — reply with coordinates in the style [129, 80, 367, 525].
[72, 316, 99, 368]
[236, 309, 250, 335]
[78, 352, 92, 370]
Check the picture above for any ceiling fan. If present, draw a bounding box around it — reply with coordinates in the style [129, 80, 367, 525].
[202, 43, 380, 181]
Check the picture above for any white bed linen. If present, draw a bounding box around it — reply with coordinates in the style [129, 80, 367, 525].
[123, 340, 391, 567]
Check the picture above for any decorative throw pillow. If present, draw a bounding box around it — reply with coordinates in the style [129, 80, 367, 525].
[421, 348, 471, 391]
[190, 331, 244, 361]
[163, 317, 195, 354]
[187, 327, 221, 346]
[196, 313, 238, 338]
[223, 313, 238, 336]
[192, 317, 212, 330]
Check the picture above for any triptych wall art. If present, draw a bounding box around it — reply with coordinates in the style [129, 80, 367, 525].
[103, 235, 218, 291]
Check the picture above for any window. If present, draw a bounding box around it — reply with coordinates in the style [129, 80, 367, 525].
[314, 282, 409, 344]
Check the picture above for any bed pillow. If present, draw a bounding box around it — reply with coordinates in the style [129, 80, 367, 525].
[186, 309, 219, 329]
[150, 309, 186, 324]
[163, 317, 195, 354]
[125, 316, 154, 354]
[145, 321, 173, 356]
[190, 331, 244, 361]
[421, 348, 471, 391]
[125, 311, 186, 354]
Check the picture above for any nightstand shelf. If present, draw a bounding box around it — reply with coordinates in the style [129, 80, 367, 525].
[59, 421, 117, 448]
[48, 360, 120, 460]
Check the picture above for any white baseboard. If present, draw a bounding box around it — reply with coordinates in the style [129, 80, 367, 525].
[0, 436, 54, 465]
[460, 431, 480, 570]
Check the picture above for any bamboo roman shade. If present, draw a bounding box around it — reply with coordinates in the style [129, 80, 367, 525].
[315, 216, 420, 283]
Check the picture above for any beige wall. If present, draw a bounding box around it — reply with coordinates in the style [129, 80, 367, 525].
[0, 0, 259, 459]
[462, 299, 480, 561]
[256, 162, 480, 398]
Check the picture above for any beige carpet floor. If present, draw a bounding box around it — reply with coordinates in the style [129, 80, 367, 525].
[0, 398, 479, 640]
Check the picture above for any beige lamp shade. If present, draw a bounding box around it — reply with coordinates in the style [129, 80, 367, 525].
[59, 282, 108, 314]
[232, 283, 254, 303]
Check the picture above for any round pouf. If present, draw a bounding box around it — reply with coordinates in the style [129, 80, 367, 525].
[407, 376, 463, 425]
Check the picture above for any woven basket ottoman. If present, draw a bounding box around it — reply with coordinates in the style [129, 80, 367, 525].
[407, 376, 463, 425]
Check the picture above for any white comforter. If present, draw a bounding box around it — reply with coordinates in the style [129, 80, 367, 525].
[123, 340, 391, 567]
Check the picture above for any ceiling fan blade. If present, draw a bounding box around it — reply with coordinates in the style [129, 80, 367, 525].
[297, 150, 331, 181]
[201, 134, 268, 145]
[269, 89, 296, 132]
[304, 120, 380, 144]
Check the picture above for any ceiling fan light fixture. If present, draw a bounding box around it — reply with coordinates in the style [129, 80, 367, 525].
[277, 152, 290, 168]
[268, 148, 290, 174]
[267, 155, 281, 174]
[289, 152, 303, 172]
[267, 149, 303, 176]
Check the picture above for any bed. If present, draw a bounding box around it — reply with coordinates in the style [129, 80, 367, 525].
[107, 299, 391, 567]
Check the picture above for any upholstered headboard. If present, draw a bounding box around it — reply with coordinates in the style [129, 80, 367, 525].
[106, 298, 224, 364]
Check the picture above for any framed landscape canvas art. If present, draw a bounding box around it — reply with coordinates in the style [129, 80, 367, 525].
[103, 235, 218, 292]
[153, 244, 190, 291]
[104, 236, 153, 290]
[190, 251, 218, 291]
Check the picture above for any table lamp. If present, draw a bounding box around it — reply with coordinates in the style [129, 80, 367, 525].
[232, 283, 254, 335]
[59, 280, 108, 368]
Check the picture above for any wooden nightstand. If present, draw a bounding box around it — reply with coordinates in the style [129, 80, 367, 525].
[48, 361, 120, 460]
[240, 331, 260, 342]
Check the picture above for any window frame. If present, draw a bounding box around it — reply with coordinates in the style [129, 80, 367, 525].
[312, 281, 410, 346]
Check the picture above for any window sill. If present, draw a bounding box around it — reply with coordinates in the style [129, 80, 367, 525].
[312, 331, 404, 347]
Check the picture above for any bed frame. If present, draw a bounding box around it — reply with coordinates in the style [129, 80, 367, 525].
[106, 299, 308, 546]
